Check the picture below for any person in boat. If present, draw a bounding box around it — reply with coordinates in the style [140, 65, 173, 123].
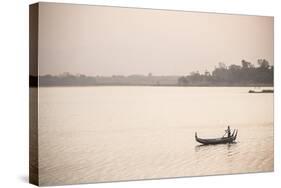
[226, 126, 231, 138]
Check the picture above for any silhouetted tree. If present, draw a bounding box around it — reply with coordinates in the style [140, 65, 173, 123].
[257, 59, 270, 69]
[178, 59, 273, 86]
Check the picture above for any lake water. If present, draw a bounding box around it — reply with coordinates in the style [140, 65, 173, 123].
[37, 87, 273, 186]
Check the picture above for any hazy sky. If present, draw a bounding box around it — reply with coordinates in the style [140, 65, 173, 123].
[38, 3, 273, 76]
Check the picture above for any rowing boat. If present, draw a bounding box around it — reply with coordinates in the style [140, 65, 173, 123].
[195, 129, 238, 145]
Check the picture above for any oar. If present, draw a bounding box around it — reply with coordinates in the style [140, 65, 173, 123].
[222, 130, 227, 138]
[231, 129, 236, 137]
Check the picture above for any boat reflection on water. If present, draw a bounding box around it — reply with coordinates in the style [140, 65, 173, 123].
[195, 141, 238, 152]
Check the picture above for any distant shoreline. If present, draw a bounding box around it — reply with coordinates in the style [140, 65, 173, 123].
[30, 84, 274, 88]
[30, 59, 274, 87]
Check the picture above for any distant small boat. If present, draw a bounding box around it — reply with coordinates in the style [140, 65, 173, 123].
[195, 129, 238, 145]
[248, 89, 273, 93]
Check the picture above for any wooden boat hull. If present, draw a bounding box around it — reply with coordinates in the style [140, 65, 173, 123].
[249, 89, 273, 93]
[195, 129, 238, 145]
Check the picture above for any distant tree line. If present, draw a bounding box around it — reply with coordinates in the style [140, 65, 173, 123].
[31, 72, 97, 86]
[29, 59, 273, 87]
[30, 73, 179, 87]
[178, 59, 273, 86]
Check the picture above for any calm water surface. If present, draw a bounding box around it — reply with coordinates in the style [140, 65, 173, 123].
[37, 87, 273, 185]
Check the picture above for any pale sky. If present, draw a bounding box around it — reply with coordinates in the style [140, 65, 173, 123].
[38, 3, 273, 76]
